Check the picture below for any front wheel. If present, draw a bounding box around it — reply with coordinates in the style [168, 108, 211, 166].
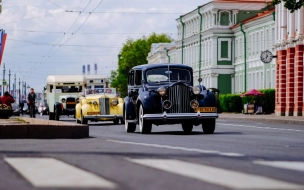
[202, 119, 216, 134]
[182, 123, 193, 133]
[54, 107, 60, 121]
[124, 107, 136, 133]
[49, 112, 55, 120]
[139, 105, 152, 134]
[81, 113, 88, 124]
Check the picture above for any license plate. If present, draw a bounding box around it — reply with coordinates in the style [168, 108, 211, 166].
[66, 102, 76, 105]
[87, 112, 100, 115]
[194, 107, 216, 112]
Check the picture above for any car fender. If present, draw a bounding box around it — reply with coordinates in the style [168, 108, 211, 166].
[81, 104, 91, 116]
[137, 91, 161, 113]
[75, 103, 81, 119]
[198, 91, 216, 107]
[124, 96, 136, 120]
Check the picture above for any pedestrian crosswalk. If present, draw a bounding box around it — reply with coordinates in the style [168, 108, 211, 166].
[254, 161, 304, 172]
[4, 157, 304, 190]
[4, 158, 116, 189]
[127, 158, 304, 190]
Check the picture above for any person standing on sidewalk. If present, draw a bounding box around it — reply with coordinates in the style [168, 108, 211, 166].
[27, 88, 37, 118]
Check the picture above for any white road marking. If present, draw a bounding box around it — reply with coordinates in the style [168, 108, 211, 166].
[127, 158, 304, 190]
[107, 140, 244, 157]
[217, 123, 304, 132]
[254, 161, 304, 172]
[5, 158, 116, 188]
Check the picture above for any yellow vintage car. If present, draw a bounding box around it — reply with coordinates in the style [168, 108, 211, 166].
[75, 88, 124, 124]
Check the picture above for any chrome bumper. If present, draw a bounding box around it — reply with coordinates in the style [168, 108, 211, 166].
[142, 111, 218, 121]
[84, 114, 123, 120]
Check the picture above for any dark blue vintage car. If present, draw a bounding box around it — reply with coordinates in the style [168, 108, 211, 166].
[124, 64, 218, 134]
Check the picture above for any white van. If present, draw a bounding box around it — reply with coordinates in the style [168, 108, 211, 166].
[46, 75, 87, 120]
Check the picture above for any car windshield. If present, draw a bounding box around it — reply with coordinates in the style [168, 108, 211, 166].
[146, 68, 191, 83]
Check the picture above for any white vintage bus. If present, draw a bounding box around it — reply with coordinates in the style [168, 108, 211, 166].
[46, 75, 87, 120]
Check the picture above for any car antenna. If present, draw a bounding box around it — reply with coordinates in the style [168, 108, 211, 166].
[168, 64, 170, 83]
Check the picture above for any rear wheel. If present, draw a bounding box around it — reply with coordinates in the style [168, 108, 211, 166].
[182, 123, 193, 133]
[202, 119, 216, 134]
[139, 105, 152, 134]
[49, 112, 55, 120]
[124, 107, 136, 133]
[113, 119, 119, 124]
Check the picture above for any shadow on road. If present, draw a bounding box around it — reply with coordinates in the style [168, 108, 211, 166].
[134, 131, 242, 136]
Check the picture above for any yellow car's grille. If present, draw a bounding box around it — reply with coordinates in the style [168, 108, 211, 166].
[99, 98, 110, 115]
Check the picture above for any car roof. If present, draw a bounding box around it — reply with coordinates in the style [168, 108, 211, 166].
[132, 63, 192, 71]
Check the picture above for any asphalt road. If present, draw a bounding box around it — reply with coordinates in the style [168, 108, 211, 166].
[1, 115, 304, 190]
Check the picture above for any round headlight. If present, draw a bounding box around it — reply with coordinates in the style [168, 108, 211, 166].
[61, 98, 66, 103]
[92, 101, 98, 106]
[163, 100, 172, 109]
[190, 99, 199, 109]
[157, 86, 167, 96]
[192, 86, 201, 95]
[111, 99, 118, 106]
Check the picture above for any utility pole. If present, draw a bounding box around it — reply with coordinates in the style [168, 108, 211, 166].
[8, 69, 11, 92]
[19, 78, 21, 102]
[2, 63, 5, 94]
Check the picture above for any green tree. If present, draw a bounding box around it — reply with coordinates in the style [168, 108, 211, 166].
[111, 33, 172, 97]
[272, 0, 304, 12]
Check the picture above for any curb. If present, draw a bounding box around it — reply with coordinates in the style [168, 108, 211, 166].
[218, 114, 304, 125]
[0, 118, 89, 139]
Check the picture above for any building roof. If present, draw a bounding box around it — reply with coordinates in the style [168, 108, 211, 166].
[178, 0, 268, 19]
[230, 9, 275, 29]
[46, 75, 86, 84]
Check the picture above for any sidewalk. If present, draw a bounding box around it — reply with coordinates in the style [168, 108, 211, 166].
[218, 113, 304, 125]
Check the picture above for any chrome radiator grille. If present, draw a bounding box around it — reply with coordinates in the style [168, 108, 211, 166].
[168, 85, 191, 113]
[99, 98, 110, 115]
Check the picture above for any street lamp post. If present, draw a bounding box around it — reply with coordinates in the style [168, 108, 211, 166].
[14, 73, 16, 98]
[8, 69, 11, 92]
[27, 85, 30, 94]
[2, 63, 5, 95]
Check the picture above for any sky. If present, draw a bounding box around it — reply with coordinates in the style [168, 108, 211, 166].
[0, 0, 209, 92]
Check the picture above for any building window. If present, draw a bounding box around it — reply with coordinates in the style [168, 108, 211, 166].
[221, 41, 229, 58]
[218, 38, 231, 61]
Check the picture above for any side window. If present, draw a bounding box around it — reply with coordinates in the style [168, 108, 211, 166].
[135, 70, 142, 86]
[128, 70, 134, 86]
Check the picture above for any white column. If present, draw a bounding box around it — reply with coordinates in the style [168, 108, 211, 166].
[232, 10, 239, 24]
[211, 36, 217, 68]
[297, 7, 304, 38]
[210, 73, 219, 88]
[288, 11, 295, 40]
[281, 4, 287, 42]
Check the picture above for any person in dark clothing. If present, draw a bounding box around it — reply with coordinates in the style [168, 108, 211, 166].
[19, 100, 24, 115]
[27, 88, 37, 118]
[0, 91, 15, 108]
